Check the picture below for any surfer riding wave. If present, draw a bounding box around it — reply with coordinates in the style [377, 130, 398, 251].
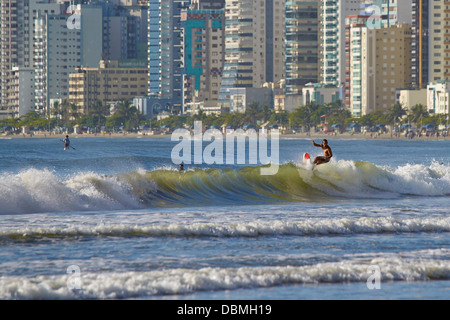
[311, 139, 332, 165]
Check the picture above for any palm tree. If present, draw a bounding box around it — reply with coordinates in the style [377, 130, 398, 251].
[408, 104, 428, 126]
[222, 112, 241, 129]
[243, 101, 260, 126]
[116, 99, 137, 119]
[289, 105, 313, 134]
[70, 103, 81, 121]
[193, 108, 207, 123]
[60, 99, 71, 123]
[328, 100, 344, 116]
[269, 110, 288, 128]
[50, 101, 59, 118]
[115, 99, 141, 131]
[386, 103, 407, 136]
[50, 100, 60, 127]
[89, 99, 110, 128]
[261, 104, 272, 123]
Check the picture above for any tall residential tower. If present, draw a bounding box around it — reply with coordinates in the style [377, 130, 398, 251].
[285, 0, 319, 95]
[218, 0, 285, 111]
[411, 0, 429, 88]
[318, 0, 361, 87]
[148, 0, 190, 113]
[181, 8, 225, 114]
[0, 0, 63, 117]
[345, 15, 412, 117]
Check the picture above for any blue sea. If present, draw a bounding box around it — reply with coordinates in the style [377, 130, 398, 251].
[0, 136, 449, 300]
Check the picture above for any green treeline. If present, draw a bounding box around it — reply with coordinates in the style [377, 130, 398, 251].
[0, 99, 447, 134]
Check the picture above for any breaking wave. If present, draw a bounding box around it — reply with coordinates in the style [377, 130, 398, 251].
[0, 160, 449, 214]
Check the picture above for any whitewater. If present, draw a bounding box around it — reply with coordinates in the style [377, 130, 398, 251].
[0, 137, 449, 300]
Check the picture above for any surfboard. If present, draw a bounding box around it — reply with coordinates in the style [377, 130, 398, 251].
[303, 153, 310, 165]
[303, 153, 315, 170]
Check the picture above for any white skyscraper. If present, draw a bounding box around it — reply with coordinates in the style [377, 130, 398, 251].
[0, 0, 63, 117]
[34, 12, 82, 114]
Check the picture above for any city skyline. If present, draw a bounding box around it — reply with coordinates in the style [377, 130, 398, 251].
[0, 0, 448, 121]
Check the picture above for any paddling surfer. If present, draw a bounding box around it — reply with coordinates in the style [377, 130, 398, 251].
[63, 135, 70, 150]
[311, 139, 332, 165]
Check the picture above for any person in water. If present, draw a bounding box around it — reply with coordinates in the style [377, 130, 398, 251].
[179, 163, 184, 171]
[63, 135, 70, 150]
[311, 139, 332, 165]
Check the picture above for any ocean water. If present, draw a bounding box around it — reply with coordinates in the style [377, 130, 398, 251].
[0, 136, 449, 300]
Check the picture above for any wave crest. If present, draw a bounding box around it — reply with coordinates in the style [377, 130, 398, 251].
[0, 161, 449, 214]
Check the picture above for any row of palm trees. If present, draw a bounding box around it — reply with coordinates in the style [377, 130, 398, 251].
[1, 98, 446, 135]
[361, 103, 445, 131]
[0, 99, 142, 133]
[157, 100, 447, 135]
[287, 101, 445, 133]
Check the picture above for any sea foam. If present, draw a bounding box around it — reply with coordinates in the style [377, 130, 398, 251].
[0, 250, 448, 299]
[0, 217, 448, 242]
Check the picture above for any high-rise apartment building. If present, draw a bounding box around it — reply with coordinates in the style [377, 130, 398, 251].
[181, 9, 225, 114]
[34, 12, 81, 114]
[346, 16, 412, 116]
[218, 0, 285, 111]
[318, 0, 360, 87]
[345, 15, 368, 116]
[427, 0, 450, 83]
[102, 1, 149, 61]
[373, 25, 412, 112]
[285, 0, 319, 95]
[33, 4, 102, 115]
[10, 67, 35, 118]
[0, 0, 63, 117]
[79, 5, 103, 69]
[148, 0, 190, 113]
[406, 0, 450, 86]
[104, 15, 140, 60]
[0, 0, 28, 113]
[411, 0, 429, 88]
[271, 0, 286, 85]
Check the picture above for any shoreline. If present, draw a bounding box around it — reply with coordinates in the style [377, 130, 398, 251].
[1, 131, 449, 141]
